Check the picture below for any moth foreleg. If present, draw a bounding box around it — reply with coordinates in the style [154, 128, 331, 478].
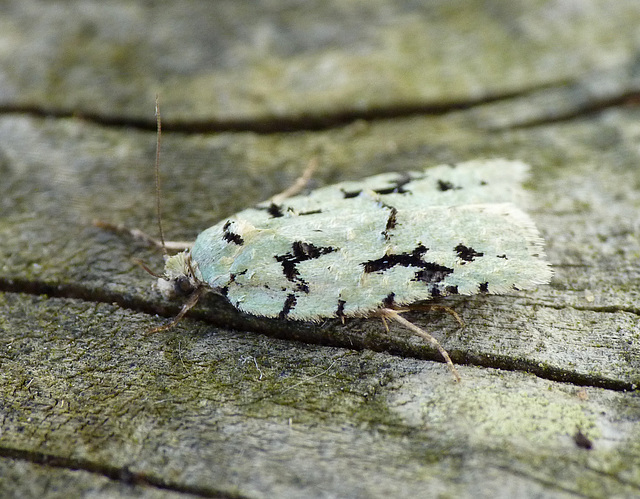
[93, 220, 193, 252]
[269, 157, 318, 204]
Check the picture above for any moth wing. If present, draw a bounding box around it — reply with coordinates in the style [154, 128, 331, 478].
[191, 201, 551, 321]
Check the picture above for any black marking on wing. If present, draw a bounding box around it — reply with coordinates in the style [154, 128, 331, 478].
[267, 203, 284, 218]
[222, 221, 245, 245]
[455, 244, 484, 262]
[497, 254, 508, 259]
[382, 292, 395, 307]
[362, 245, 428, 273]
[341, 173, 415, 199]
[275, 241, 336, 293]
[374, 173, 413, 195]
[436, 178, 463, 192]
[299, 209, 322, 216]
[341, 189, 361, 199]
[413, 263, 454, 283]
[431, 284, 459, 297]
[382, 204, 398, 241]
[279, 294, 297, 319]
[292, 241, 335, 260]
[255, 203, 285, 218]
[336, 299, 346, 318]
[362, 244, 454, 285]
[222, 271, 245, 296]
[479, 282, 489, 293]
[228, 270, 247, 284]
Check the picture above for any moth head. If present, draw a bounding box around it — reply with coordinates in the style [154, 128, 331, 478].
[156, 251, 201, 299]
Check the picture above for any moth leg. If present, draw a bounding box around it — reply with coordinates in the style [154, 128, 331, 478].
[147, 287, 204, 334]
[269, 157, 318, 204]
[380, 315, 390, 333]
[93, 220, 193, 251]
[379, 308, 461, 383]
[408, 303, 465, 328]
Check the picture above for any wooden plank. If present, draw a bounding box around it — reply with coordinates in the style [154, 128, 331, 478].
[1, 1, 640, 497]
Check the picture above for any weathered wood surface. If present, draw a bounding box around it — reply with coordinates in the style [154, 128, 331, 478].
[1, 1, 640, 497]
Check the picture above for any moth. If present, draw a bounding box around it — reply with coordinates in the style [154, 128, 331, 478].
[99, 108, 552, 382]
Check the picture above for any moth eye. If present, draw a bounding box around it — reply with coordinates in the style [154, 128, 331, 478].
[174, 276, 195, 296]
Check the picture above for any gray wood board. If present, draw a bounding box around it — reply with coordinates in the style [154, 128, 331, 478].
[3, 0, 640, 124]
[1, 1, 640, 498]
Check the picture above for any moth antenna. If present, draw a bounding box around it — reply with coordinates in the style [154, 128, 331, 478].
[132, 258, 164, 279]
[269, 157, 318, 204]
[154, 95, 167, 257]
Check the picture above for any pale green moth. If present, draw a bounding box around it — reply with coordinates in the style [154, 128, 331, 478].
[154, 159, 552, 382]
